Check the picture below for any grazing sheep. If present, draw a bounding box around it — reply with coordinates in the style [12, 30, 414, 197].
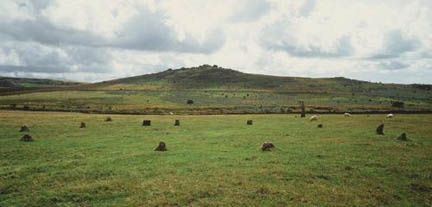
[344, 113, 351, 117]
[387, 114, 394, 118]
[310, 115, 318, 121]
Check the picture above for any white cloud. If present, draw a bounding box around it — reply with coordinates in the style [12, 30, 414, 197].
[0, 0, 431, 84]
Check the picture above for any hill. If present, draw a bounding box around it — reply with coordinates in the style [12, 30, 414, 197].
[96, 64, 364, 93]
[0, 65, 431, 114]
[96, 65, 431, 97]
[0, 77, 81, 88]
[0, 77, 84, 96]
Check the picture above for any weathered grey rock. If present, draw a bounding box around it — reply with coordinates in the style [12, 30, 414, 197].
[262, 142, 275, 151]
[247, 120, 253, 125]
[398, 133, 408, 141]
[376, 124, 384, 135]
[317, 124, 323, 128]
[20, 134, 33, 142]
[300, 101, 306, 118]
[143, 120, 151, 126]
[20, 125, 29, 132]
[155, 141, 167, 151]
[174, 120, 180, 126]
[80, 122, 86, 128]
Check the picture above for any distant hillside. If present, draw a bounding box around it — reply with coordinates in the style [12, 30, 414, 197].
[0, 77, 82, 88]
[0, 65, 431, 114]
[96, 65, 432, 100]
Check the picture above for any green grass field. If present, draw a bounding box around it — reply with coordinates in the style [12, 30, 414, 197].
[1, 111, 431, 206]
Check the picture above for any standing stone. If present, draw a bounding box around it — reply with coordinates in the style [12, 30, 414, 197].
[174, 120, 180, 126]
[398, 133, 408, 141]
[376, 124, 384, 135]
[105, 117, 112, 122]
[317, 124, 323, 128]
[80, 122, 86, 128]
[155, 141, 167, 151]
[262, 142, 275, 151]
[247, 120, 253, 125]
[20, 125, 30, 132]
[20, 134, 33, 142]
[143, 120, 151, 126]
[300, 101, 306, 118]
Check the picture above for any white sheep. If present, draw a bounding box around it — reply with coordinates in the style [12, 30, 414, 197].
[387, 114, 394, 118]
[344, 113, 351, 117]
[310, 115, 318, 121]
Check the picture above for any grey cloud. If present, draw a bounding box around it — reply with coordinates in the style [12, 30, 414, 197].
[230, 0, 271, 22]
[0, 1, 226, 81]
[0, 3, 225, 54]
[261, 22, 353, 58]
[0, 63, 112, 75]
[299, 0, 317, 17]
[0, 65, 70, 73]
[18, 0, 52, 12]
[0, 43, 113, 74]
[112, 9, 225, 53]
[368, 30, 419, 60]
[378, 61, 409, 70]
[0, 18, 105, 47]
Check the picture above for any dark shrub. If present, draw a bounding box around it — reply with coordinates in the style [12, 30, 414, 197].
[392, 101, 404, 108]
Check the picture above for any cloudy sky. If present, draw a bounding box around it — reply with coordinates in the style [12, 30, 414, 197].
[1, 0, 432, 84]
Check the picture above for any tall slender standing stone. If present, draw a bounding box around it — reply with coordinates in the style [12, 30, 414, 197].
[300, 101, 306, 118]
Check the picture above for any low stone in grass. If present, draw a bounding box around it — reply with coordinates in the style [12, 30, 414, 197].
[155, 141, 167, 151]
[247, 120, 253, 125]
[105, 117, 112, 122]
[20, 125, 29, 132]
[174, 120, 180, 126]
[376, 124, 384, 135]
[262, 142, 275, 151]
[80, 122, 86, 128]
[20, 134, 33, 142]
[317, 124, 323, 128]
[143, 120, 151, 126]
[398, 133, 408, 141]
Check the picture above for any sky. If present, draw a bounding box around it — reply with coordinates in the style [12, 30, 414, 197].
[0, 0, 432, 84]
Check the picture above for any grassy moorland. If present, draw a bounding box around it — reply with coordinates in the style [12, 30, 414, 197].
[0, 65, 431, 114]
[0, 77, 80, 88]
[0, 111, 431, 206]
